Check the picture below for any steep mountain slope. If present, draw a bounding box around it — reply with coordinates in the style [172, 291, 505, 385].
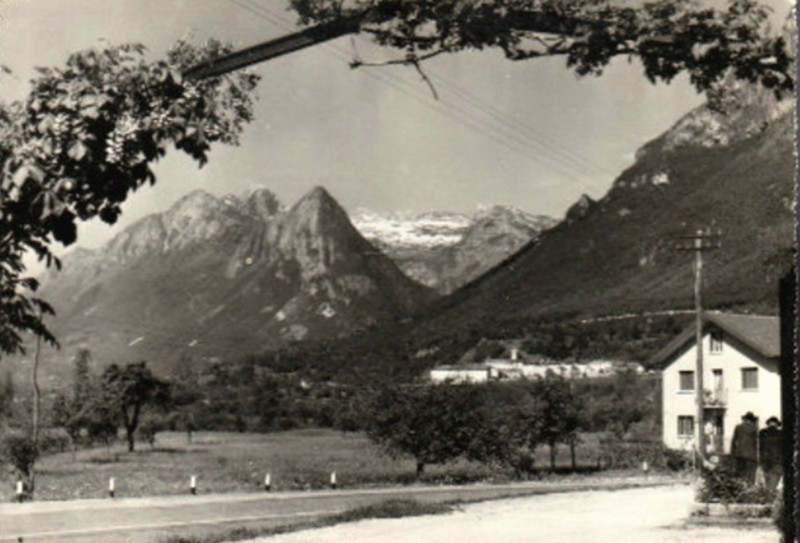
[34, 187, 434, 375]
[352, 207, 556, 293]
[414, 80, 795, 341]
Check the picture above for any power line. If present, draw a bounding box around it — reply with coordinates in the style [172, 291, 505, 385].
[240, 0, 608, 186]
[228, 0, 602, 193]
[243, 0, 616, 179]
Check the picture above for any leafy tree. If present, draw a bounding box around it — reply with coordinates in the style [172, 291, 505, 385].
[81, 389, 120, 451]
[291, 0, 793, 103]
[102, 361, 170, 452]
[464, 382, 543, 474]
[72, 348, 92, 406]
[363, 383, 483, 477]
[582, 369, 654, 438]
[527, 372, 581, 469]
[50, 349, 98, 450]
[0, 39, 260, 357]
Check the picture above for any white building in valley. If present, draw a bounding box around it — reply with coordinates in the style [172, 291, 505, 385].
[653, 313, 781, 455]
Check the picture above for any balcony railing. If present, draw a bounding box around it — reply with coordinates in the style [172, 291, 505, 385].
[703, 388, 727, 407]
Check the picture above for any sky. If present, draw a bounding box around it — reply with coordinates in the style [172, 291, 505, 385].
[0, 0, 791, 252]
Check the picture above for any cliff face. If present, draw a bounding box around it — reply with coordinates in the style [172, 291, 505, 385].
[37, 186, 434, 374]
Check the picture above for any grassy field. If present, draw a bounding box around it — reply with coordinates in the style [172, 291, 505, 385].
[3, 429, 639, 502]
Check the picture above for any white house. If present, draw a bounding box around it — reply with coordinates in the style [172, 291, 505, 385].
[429, 364, 491, 384]
[653, 313, 781, 455]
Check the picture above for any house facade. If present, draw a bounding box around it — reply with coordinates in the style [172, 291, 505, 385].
[654, 313, 781, 454]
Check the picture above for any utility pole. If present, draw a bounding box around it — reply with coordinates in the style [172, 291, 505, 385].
[677, 228, 720, 464]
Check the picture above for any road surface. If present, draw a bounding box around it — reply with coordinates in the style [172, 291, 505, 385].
[1, 478, 675, 542]
[255, 485, 779, 543]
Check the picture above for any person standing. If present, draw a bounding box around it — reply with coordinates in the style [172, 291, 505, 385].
[731, 412, 758, 484]
[758, 416, 783, 492]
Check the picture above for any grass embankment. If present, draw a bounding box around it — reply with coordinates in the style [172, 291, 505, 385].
[4, 429, 648, 502]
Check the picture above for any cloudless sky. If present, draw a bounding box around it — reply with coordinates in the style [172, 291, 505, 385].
[0, 0, 790, 252]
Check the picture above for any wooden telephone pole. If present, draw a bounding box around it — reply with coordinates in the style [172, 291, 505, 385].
[678, 228, 720, 463]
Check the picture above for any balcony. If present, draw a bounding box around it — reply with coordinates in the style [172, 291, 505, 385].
[703, 388, 727, 407]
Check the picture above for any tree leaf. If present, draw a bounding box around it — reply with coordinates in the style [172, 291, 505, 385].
[67, 140, 88, 161]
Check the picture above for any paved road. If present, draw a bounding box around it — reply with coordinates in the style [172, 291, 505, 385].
[1, 477, 675, 542]
[257, 485, 779, 543]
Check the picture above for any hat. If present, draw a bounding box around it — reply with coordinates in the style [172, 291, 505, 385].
[742, 412, 757, 421]
[766, 416, 781, 426]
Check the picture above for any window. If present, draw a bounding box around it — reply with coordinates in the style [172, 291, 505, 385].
[679, 370, 695, 391]
[678, 416, 694, 437]
[710, 330, 724, 353]
[712, 369, 723, 391]
[742, 368, 759, 390]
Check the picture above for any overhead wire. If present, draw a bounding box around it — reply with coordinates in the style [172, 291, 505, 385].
[228, 0, 605, 194]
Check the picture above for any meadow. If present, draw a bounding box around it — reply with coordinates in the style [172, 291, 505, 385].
[2, 429, 632, 502]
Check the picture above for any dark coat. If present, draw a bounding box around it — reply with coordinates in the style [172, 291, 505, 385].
[731, 422, 758, 460]
[758, 427, 782, 465]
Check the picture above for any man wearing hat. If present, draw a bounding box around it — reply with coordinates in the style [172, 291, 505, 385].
[731, 412, 758, 484]
[758, 416, 782, 492]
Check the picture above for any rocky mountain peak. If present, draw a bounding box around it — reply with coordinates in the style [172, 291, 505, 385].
[287, 186, 352, 232]
[239, 187, 282, 221]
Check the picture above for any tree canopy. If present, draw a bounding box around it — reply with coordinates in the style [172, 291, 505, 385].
[0, 39, 260, 356]
[291, 0, 794, 99]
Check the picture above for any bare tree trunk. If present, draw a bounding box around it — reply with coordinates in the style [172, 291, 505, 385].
[29, 328, 43, 495]
[549, 441, 556, 470]
[416, 461, 425, 479]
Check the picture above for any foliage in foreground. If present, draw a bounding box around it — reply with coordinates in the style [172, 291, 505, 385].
[0, 38, 260, 356]
[291, 0, 794, 102]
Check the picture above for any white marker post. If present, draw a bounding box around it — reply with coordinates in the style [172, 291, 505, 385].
[190, 475, 197, 495]
[108, 477, 115, 498]
[330, 471, 337, 490]
[264, 473, 271, 492]
[641, 461, 650, 479]
[15, 481, 23, 503]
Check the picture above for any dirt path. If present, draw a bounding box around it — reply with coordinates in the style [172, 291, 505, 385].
[252, 485, 778, 543]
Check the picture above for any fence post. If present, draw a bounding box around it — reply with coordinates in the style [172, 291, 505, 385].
[330, 472, 337, 490]
[190, 475, 197, 495]
[16, 481, 24, 503]
[108, 477, 115, 498]
[264, 473, 271, 492]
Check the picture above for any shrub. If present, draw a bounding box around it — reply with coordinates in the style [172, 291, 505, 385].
[38, 428, 72, 454]
[1, 433, 38, 478]
[697, 456, 774, 505]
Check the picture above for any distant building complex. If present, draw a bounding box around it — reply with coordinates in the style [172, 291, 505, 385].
[429, 339, 643, 384]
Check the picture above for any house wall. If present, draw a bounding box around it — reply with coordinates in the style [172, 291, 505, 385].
[662, 329, 781, 453]
[430, 368, 489, 384]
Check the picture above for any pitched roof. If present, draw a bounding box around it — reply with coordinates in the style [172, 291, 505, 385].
[651, 313, 780, 369]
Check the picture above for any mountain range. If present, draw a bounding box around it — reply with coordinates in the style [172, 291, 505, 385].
[32, 187, 433, 377]
[410, 72, 795, 349]
[351, 207, 557, 293]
